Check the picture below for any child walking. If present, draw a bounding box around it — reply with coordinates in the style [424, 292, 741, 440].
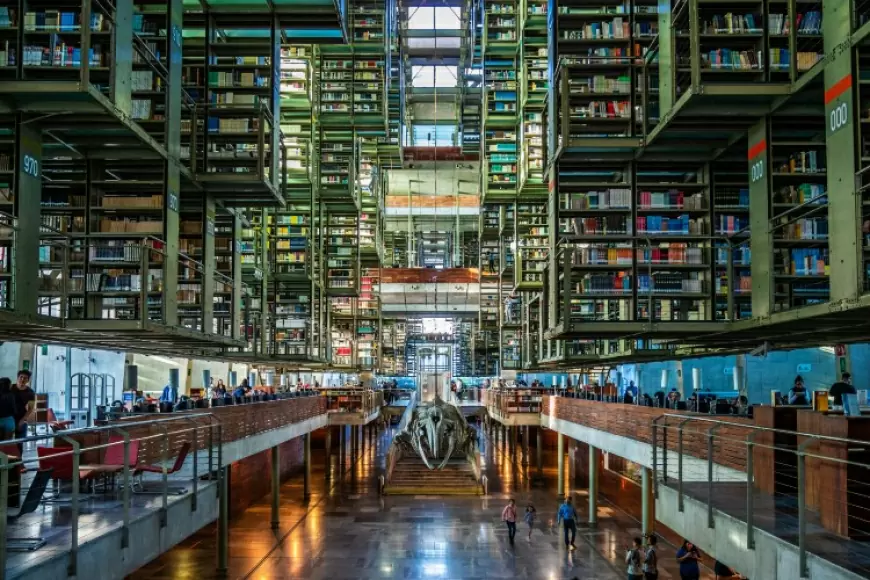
[524, 504, 537, 540]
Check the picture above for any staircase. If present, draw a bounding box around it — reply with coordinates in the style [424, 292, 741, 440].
[385, 456, 483, 495]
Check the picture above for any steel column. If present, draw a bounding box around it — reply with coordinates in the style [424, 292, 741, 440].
[748, 118, 773, 318]
[217, 466, 229, 573]
[588, 445, 598, 525]
[271, 445, 280, 530]
[202, 196, 217, 333]
[557, 432, 564, 498]
[824, 0, 863, 301]
[642, 467, 652, 537]
[13, 121, 41, 317]
[304, 433, 311, 500]
[161, 0, 183, 325]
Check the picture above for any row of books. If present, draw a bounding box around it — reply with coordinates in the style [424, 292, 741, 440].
[571, 75, 631, 94]
[97, 219, 162, 234]
[572, 101, 631, 118]
[637, 301, 709, 321]
[23, 11, 108, 32]
[561, 189, 632, 210]
[781, 248, 829, 276]
[578, 273, 632, 293]
[715, 274, 752, 295]
[638, 191, 706, 210]
[774, 183, 826, 205]
[778, 217, 828, 241]
[716, 215, 749, 234]
[562, 20, 630, 40]
[774, 151, 823, 174]
[637, 273, 706, 294]
[572, 245, 633, 265]
[638, 245, 705, 265]
[699, 49, 760, 70]
[21, 44, 106, 67]
[702, 14, 759, 34]
[716, 246, 751, 266]
[713, 189, 749, 208]
[209, 71, 269, 88]
[572, 216, 631, 235]
[636, 216, 708, 235]
[770, 49, 823, 71]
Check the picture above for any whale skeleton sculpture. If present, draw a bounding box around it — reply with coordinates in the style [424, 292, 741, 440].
[394, 395, 478, 470]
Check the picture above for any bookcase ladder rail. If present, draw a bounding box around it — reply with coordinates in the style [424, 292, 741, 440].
[38, 221, 75, 321]
[0, 212, 17, 315]
[641, 38, 660, 142]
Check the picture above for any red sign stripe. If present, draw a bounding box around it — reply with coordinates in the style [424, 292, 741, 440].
[825, 74, 853, 105]
[748, 139, 767, 160]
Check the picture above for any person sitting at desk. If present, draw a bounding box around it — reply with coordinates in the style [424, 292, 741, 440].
[666, 389, 681, 408]
[829, 372, 857, 407]
[233, 379, 251, 402]
[788, 375, 809, 406]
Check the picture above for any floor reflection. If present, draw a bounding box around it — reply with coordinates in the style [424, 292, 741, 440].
[128, 420, 713, 580]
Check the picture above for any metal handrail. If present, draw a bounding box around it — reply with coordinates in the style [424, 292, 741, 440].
[0, 411, 223, 579]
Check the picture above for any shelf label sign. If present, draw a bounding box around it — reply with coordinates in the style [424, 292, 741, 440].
[748, 138, 766, 184]
[167, 191, 179, 213]
[19, 125, 41, 183]
[205, 219, 215, 236]
[825, 74, 852, 137]
[21, 155, 39, 179]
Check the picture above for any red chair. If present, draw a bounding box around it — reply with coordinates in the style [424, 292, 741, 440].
[46, 409, 74, 433]
[104, 435, 140, 469]
[133, 441, 191, 493]
[37, 446, 121, 495]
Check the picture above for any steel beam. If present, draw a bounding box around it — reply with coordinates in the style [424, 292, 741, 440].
[824, 0, 863, 302]
[748, 118, 773, 318]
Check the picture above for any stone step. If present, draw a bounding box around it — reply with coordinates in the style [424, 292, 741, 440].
[384, 485, 482, 496]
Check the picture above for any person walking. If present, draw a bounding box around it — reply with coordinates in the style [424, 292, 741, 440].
[0, 378, 17, 440]
[626, 536, 644, 580]
[556, 497, 578, 550]
[676, 539, 702, 580]
[524, 504, 537, 540]
[13, 370, 35, 441]
[643, 535, 659, 580]
[501, 498, 517, 545]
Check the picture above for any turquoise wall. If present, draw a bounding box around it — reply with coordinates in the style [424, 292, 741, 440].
[521, 344, 868, 405]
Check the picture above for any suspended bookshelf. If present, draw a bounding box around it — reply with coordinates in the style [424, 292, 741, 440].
[482, 0, 519, 201]
[325, 212, 361, 296]
[500, 325, 521, 370]
[280, 45, 313, 193]
[635, 163, 713, 322]
[712, 141, 751, 321]
[356, 269, 379, 369]
[519, 0, 547, 194]
[18, 1, 115, 84]
[177, 200, 205, 331]
[514, 200, 548, 290]
[522, 292, 541, 368]
[769, 115, 829, 313]
[272, 276, 311, 357]
[768, 2, 823, 82]
[329, 296, 355, 366]
[270, 207, 308, 280]
[204, 36, 277, 182]
[213, 214, 235, 336]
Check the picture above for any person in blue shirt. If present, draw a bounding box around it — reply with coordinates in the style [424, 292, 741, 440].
[159, 384, 177, 404]
[233, 379, 250, 402]
[675, 539, 702, 580]
[556, 497, 577, 550]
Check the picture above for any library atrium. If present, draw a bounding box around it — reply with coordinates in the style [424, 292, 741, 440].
[3, 0, 870, 579]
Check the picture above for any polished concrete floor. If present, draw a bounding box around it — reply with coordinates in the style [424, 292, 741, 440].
[128, 423, 715, 580]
